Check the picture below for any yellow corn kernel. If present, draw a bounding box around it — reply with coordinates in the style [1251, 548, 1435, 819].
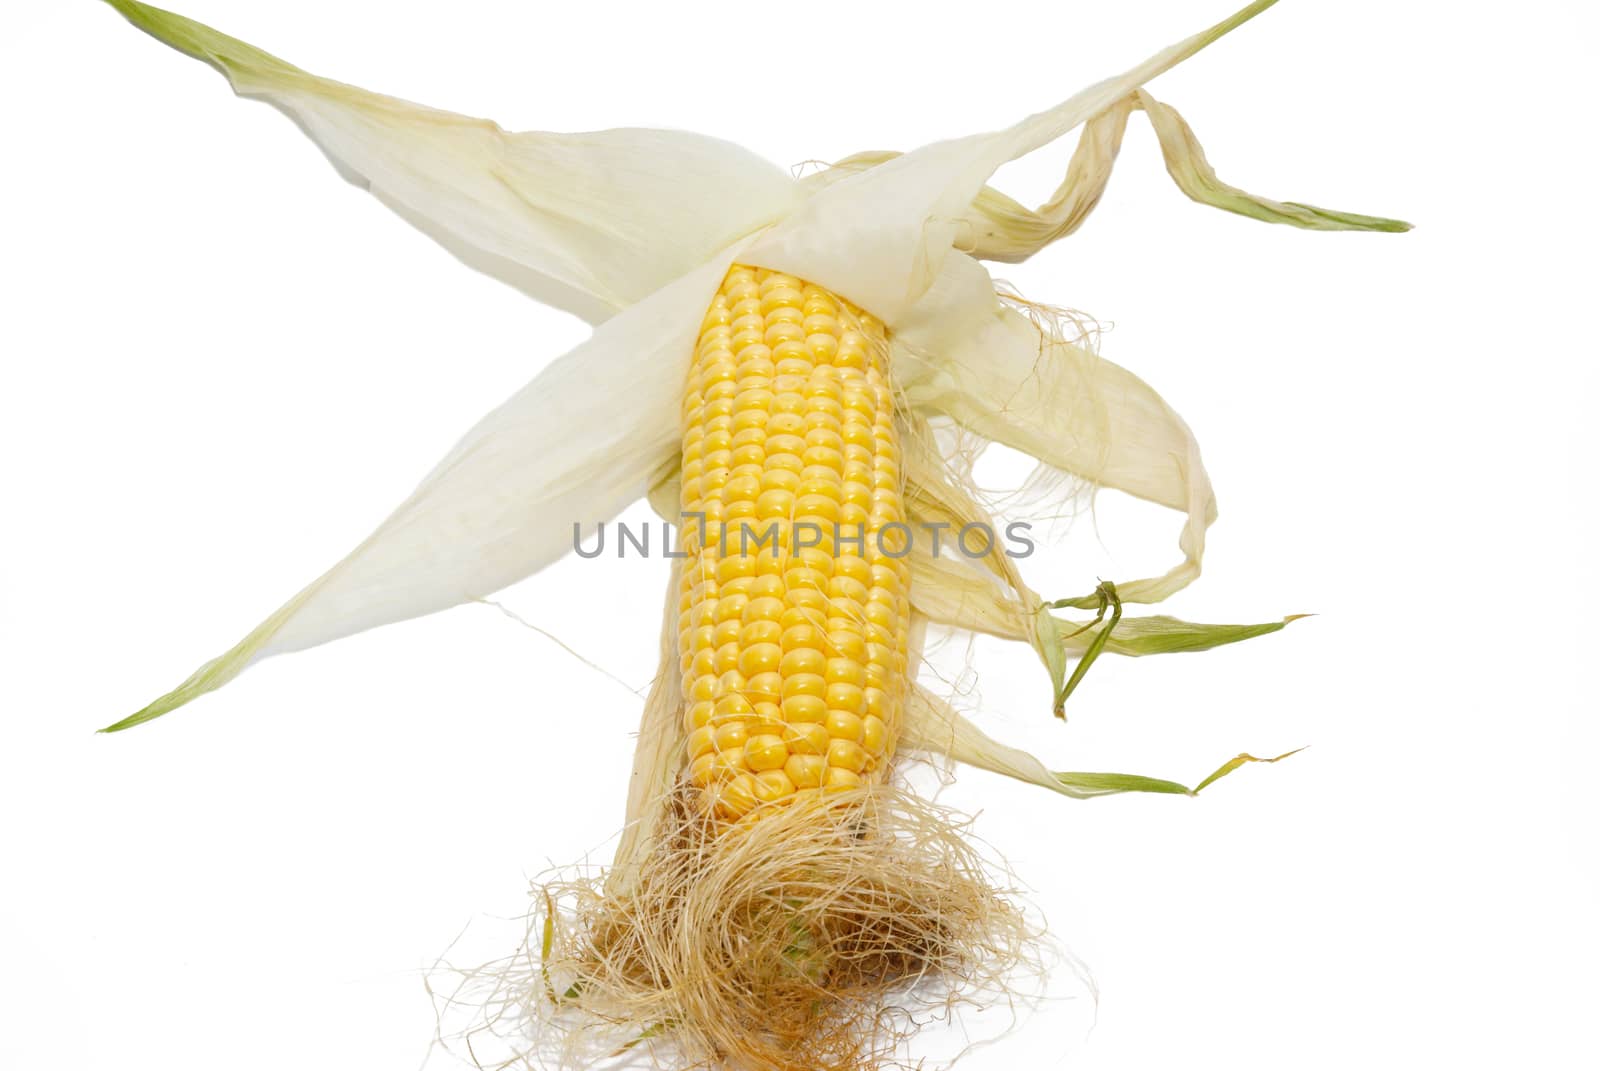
[717, 773, 760, 819]
[752, 768, 797, 803]
[744, 734, 788, 771]
[783, 721, 830, 755]
[824, 766, 863, 791]
[824, 709, 864, 744]
[829, 732, 870, 768]
[785, 753, 826, 789]
[686, 726, 715, 759]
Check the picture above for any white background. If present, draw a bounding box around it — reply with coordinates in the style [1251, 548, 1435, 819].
[3, 1, 1595, 1068]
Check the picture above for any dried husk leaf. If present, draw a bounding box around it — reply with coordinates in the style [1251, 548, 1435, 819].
[103, 249, 741, 731]
[895, 252, 1214, 607]
[904, 684, 1299, 800]
[105, 0, 796, 323]
[821, 89, 1408, 265]
[742, 0, 1291, 323]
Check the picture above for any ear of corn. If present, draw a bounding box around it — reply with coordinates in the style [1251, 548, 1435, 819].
[677, 266, 911, 819]
[95, 0, 1404, 736]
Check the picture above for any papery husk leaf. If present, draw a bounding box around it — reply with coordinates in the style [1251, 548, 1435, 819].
[1132, 91, 1411, 235]
[898, 406, 1299, 715]
[912, 558, 1303, 708]
[896, 252, 1214, 606]
[102, 250, 740, 731]
[899, 413, 1083, 688]
[608, 561, 687, 894]
[912, 559, 1304, 659]
[904, 685, 1298, 799]
[824, 88, 1407, 264]
[104, 0, 796, 324]
[905, 545, 1033, 641]
[900, 412, 1035, 600]
[644, 470, 682, 524]
[814, 95, 1135, 261]
[1033, 606, 1071, 705]
[742, 0, 1283, 324]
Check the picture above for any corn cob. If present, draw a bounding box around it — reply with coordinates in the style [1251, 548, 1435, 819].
[678, 266, 911, 819]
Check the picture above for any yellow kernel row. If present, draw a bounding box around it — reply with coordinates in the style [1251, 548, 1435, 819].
[677, 265, 911, 820]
